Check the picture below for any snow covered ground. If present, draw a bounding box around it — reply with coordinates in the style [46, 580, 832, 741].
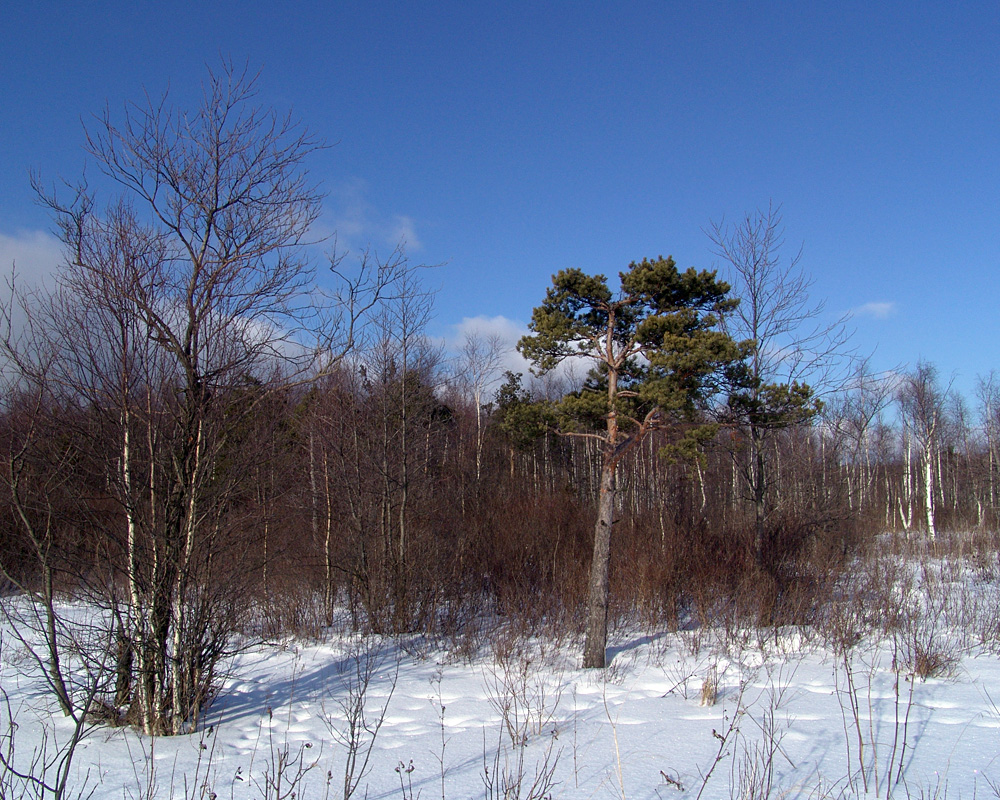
[3, 565, 1000, 799]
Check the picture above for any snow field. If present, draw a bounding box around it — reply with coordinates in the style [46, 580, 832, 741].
[5, 559, 1000, 799]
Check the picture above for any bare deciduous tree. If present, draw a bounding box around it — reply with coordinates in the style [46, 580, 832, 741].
[825, 359, 896, 515]
[708, 203, 854, 559]
[456, 331, 507, 480]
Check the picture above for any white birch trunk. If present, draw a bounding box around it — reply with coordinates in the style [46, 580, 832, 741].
[924, 448, 936, 540]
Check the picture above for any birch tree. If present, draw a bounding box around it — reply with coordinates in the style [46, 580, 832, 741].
[455, 331, 506, 480]
[897, 362, 949, 540]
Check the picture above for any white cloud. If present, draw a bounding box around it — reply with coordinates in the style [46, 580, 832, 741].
[389, 215, 421, 251]
[319, 180, 422, 254]
[0, 229, 63, 289]
[448, 315, 529, 377]
[451, 314, 526, 345]
[444, 315, 586, 398]
[851, 301, 896, 319]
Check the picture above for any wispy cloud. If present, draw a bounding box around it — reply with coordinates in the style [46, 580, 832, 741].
[389, 215, 421, 251]
[317, 179, 422, 254]
[0, 229, 63, 288]
[851, 301, 896, 319]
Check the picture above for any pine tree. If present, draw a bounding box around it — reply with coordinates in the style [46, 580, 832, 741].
[518, 256, 739, 667]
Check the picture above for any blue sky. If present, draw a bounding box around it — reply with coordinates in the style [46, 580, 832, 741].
[2, 2, 999, 398]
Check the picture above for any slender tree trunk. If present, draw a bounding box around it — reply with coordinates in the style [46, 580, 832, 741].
[122, 407, 152, 730]
[475, 388, 483, 482]
[323, 449, 334, 617]
[924, 448, 936, 540]
[990, 434, 996, 509]
[751, 428, 767, 563]
[41, 569, 72, 717]
[396, 370, 409, 631]
[309, 428, 319, 558]
[696, 459, 707, 512]
[170, 414, 204, 734]
[899, 433, 914, 532]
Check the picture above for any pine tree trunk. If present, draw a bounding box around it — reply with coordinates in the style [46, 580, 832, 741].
[583, 460, 616, 668]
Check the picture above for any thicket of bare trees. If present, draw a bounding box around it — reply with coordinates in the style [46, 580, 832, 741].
[2, 67, 998, 736]
[0, 63, 406, 735]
